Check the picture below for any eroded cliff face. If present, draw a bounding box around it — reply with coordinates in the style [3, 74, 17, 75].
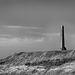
[0, 50, 75, 75]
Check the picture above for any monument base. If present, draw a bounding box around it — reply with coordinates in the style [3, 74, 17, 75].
[61, 47, 66, 50]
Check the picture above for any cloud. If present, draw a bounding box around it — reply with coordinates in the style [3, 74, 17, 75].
[35, 38, 44, 42]
[24, 27, 39, 29]
[2, 26, 22, 28]
[43, 33, 60, 36]
[0, 34, 10, 37]
[2, 26, 39, 29]
[0, 37, 44, 46]
[23, 38, 44, 43]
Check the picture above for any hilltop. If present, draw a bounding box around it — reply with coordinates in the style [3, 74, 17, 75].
[0, 50, 75, 75]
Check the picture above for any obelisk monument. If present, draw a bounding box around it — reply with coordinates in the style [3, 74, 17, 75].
[60, 25, 66, 50]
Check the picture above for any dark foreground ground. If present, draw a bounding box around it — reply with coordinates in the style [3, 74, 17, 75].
[0, 50, 75, 75]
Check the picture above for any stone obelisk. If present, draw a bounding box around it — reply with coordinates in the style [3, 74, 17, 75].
[60, 25, 66, 50]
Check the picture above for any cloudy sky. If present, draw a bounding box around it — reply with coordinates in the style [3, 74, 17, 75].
[0, 0, 75, 58]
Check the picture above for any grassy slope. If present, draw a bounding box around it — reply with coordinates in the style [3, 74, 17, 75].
[0, 50, 75, 75]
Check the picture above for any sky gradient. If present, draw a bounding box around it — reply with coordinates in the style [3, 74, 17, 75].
[0, 0, 75, 58]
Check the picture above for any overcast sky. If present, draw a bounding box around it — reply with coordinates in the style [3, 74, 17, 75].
[0, 0, 75, 58]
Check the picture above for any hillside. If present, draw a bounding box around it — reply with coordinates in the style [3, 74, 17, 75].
[0, 50, 75, 75]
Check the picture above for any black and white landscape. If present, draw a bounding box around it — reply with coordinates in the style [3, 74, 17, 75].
[0, 0, 75, 75]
